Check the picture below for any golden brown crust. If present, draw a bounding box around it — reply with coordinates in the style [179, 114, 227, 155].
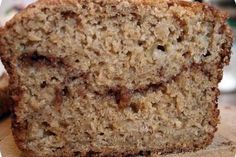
[2, 0, 229, 29]
[0, 0, 232, 157]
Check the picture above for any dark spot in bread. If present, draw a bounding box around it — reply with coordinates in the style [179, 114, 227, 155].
[61, 11, 77, 20]
[130, 103, 140, 113]
[177, 32, 185, 42]
[99, 132, 104, 136]
[203, 51, 211, 57]
[40, 81, 47, 88]
[86, 151, 99, 157]
[173, 14, 187, 27]
[108, 87, 132, 109]
[157, 45, 166, 52]
[51, 76, 59, 81]
[62, 86, 70, 96]
[139, 150, 151, 156]
[18, 52, 66, 67]
[44, 130, 57, 136]
[54, 87, 63, 111]
[182, 51, 191, 58]
[138, 40, 144, 46]
[117, 87, 132, 109]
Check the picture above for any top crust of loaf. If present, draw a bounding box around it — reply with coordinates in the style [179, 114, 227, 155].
[0, 0, 233, 157]
[2, 0, 231, 24]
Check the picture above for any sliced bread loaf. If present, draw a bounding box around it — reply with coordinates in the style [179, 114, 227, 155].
[0, 0, 232, 156]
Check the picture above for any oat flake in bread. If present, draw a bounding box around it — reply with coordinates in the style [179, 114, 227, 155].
[0, 0, 233, 156]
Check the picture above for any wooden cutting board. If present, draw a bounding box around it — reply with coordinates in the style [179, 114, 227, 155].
[0, 96, 236, 157]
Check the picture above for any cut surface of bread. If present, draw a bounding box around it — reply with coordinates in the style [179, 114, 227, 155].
[0, 0, 232, 156]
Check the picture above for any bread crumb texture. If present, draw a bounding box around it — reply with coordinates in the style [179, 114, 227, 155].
[0, 0, 232, 156]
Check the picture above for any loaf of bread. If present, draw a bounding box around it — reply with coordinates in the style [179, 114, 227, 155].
[0, 0, 232, 156]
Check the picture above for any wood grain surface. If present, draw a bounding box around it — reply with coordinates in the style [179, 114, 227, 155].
[0, 94, 236, 157]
